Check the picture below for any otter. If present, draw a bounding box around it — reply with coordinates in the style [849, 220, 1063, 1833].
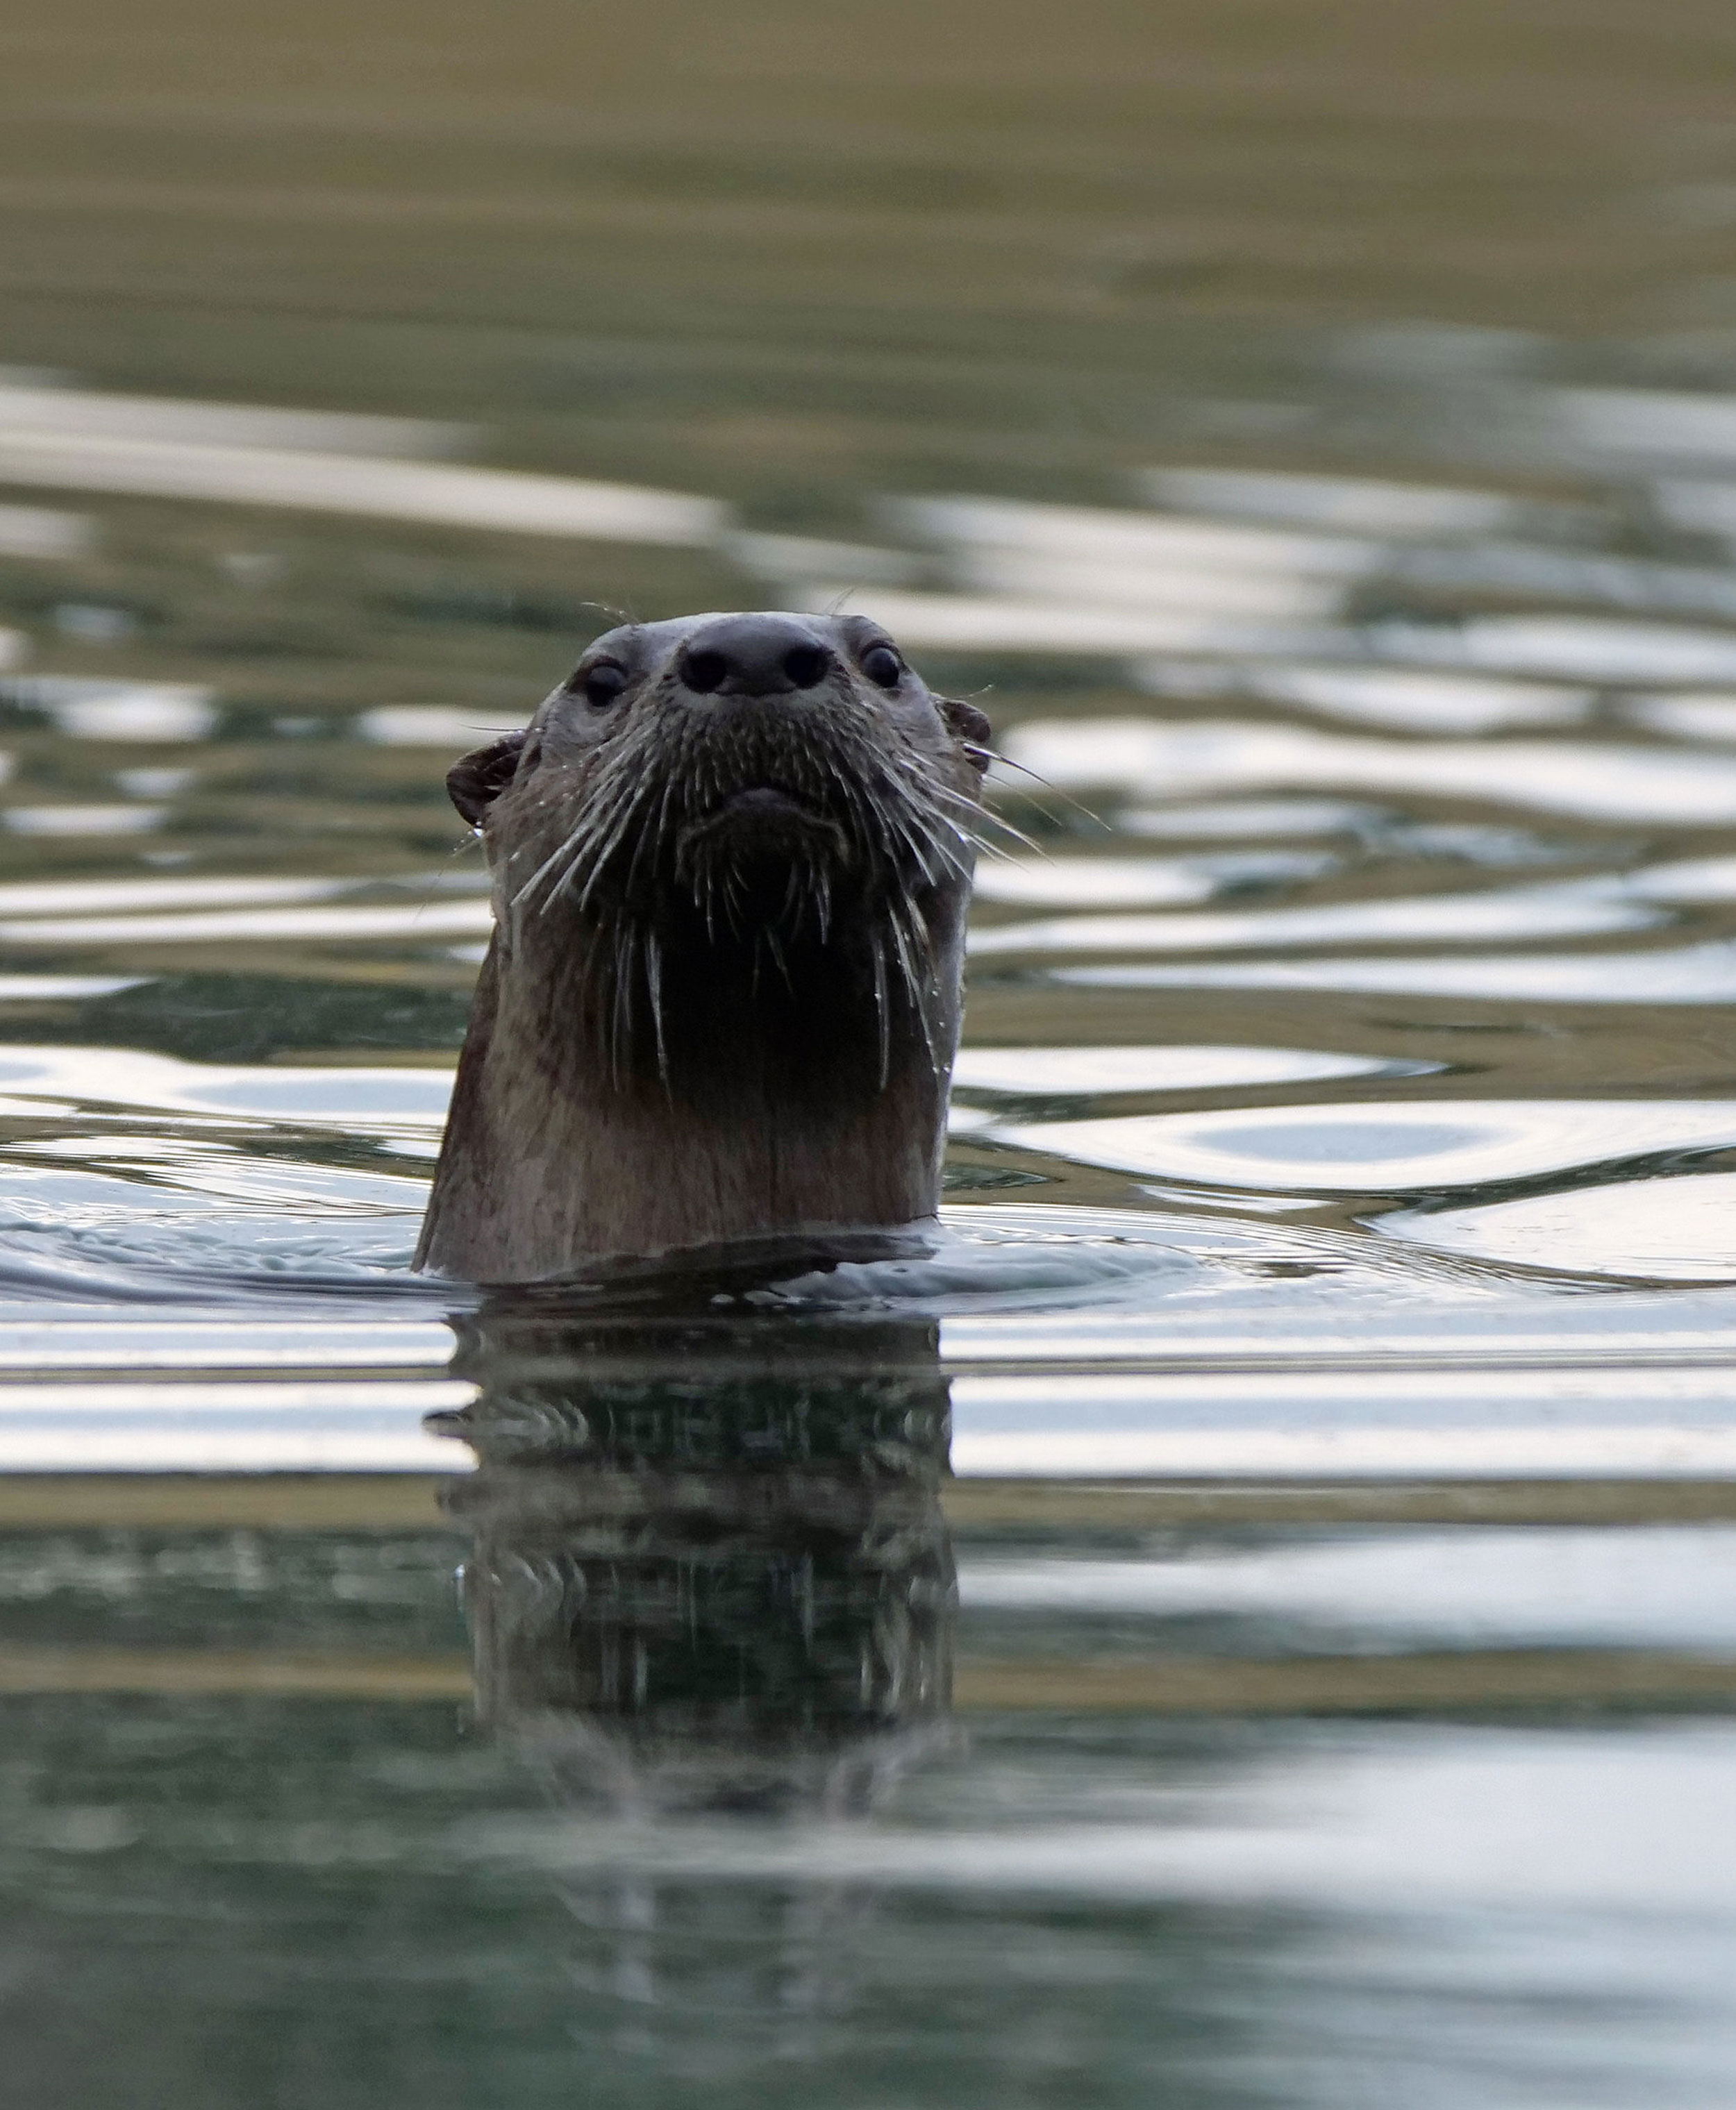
[415, 611, 990, 1282]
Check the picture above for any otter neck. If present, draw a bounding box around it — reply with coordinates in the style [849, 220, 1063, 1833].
[415, 903, 963, 1282]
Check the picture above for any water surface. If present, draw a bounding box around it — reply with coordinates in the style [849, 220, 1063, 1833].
[4, 3, 1736, 2100]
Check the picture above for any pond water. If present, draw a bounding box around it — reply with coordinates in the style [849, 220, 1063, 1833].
[5, 3, 1736, 2102]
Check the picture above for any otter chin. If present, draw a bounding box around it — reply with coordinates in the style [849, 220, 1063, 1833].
[414, 610, 990, 1283]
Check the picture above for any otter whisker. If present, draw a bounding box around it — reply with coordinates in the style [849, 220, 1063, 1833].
[965, 745, 1109, 832]
[644, 928, 669, 1088]
[893, 759, 1021, 839]
[919, 801, 1017, 865]
[868, 932, 892, 1087]
[858, 767, 955, 880]
[510, 821, 588, 915]
[910, 818, 976, 886]
[923, 789, 1043, 860]
[607, 924, 639, 1088]
[884, 895, 940, 1071]
[776, 862, 805, 930]
[718, 862, 745, 939]
[878, 814, 938, 889]
[624, 767, 683, 901]
[522, 793, 608, 913]
[571, 778, 657, 916]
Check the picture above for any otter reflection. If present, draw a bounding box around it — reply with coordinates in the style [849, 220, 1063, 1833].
[433, 1296, 957, 1826]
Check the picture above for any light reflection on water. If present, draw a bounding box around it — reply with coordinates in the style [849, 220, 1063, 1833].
[6, 8, 1736, 2097]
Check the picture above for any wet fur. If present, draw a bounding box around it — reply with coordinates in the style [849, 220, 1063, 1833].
[416, 613, 987, 1282]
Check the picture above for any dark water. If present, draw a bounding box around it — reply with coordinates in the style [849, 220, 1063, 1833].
[4, 3, 1736, 2101]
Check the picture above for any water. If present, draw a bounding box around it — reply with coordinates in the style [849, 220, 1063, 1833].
[5, 3, 1736, 2100]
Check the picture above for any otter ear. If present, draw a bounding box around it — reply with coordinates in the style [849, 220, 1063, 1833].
[446, 730, 528, 828]
[939, 694, 993, 770]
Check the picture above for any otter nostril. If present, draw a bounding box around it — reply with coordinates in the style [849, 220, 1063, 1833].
[782, 644, 832, 689]
[681, 648, 728, 694]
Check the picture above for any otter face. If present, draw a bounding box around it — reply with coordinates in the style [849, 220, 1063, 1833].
[453, 612, 988, 953]
[419, 614, 992, 1273]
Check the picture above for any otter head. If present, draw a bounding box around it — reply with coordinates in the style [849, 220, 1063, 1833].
[416, 612, 990, 1282]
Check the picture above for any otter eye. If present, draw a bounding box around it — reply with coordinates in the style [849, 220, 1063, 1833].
[580, 662, 628, 709]
[862, 644, 902, 689]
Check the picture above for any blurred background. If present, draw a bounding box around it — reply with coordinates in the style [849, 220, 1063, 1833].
[5, 1, 1736, 1083]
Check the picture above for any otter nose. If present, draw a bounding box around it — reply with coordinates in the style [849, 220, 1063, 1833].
[676, 615, 836, 697]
